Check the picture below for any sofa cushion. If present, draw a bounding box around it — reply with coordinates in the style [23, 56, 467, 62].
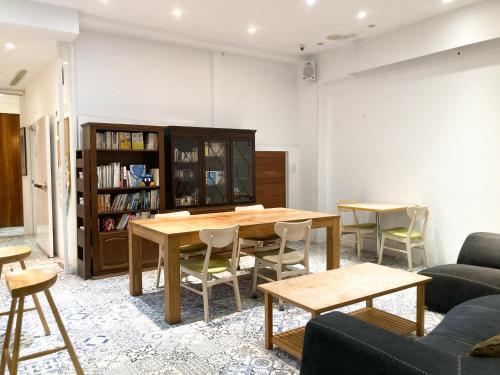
[457, 232, 500, 269]
[419, 264, 500, 313]
[470, 334, 500, 358]
[420, 295, 500, 355]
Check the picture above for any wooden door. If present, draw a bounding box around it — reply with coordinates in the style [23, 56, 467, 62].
[0, 113, 23, 227]
[255, 151, 286, 208]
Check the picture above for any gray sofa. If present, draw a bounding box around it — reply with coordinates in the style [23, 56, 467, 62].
[301, 295, 500, 375]
[419, 232, 500, 313]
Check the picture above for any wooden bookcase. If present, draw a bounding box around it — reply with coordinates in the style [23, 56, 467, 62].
[77, 123, 165, 279]
[165, 126, 256, 214]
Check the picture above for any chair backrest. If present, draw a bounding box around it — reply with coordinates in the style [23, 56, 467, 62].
[274, 220, 312, 267]
[199, 224, 240, 273]
[336, 200, 360, 226]
[457, 232, 500, 269]
[155, 211, 190, 219]
[234, 204, 264, 212]
[407, 206, 429, 238]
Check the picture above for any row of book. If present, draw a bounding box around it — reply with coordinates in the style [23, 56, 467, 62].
[97, 163, 160, 188]
[96, 131, 158, 150]
[99, 212, 152, 232]
[98, 191, 159, 212]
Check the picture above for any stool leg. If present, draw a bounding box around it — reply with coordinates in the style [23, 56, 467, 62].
[44, 290, 83, 375]
[11, 296, 25, 375]
[19, 260, 50, 336]
[0, 298, 17, 375]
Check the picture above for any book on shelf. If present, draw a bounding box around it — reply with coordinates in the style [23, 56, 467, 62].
[98, 191, 159, 212]
[145, 133, 158, 150]
[119, 132, 132, 149]
[98, 163, 159, 188]
[131, 132, 144, 150]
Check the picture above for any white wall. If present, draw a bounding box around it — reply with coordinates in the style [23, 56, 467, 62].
[325, 39, 500, 264]
[0, 94, 20, 114]
[74, 30, 301, 209]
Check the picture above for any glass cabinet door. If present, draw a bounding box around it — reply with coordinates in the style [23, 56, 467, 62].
[204, 139, 228, 205]
[173, 137, 200, 207]
[232, 139, 254, 203]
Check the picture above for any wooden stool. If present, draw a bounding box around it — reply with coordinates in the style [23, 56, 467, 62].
[0, 246, 50, 336]
[0, 269, 83, 375]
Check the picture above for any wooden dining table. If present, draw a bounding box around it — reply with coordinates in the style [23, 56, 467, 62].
[128, 208, 340, 324]
[336, 202, 414, 254]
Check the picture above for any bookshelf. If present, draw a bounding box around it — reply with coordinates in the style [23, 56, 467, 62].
[77, 123, 165, 279]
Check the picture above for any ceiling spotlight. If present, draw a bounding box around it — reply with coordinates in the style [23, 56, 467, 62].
[306, 0, 317, 6]
[357, 11, 367, 19]
[248, 26, 257, 35]
[172, 8, 183, 18]
[442, 0, 454, 3]
[5, 42, 16, 50]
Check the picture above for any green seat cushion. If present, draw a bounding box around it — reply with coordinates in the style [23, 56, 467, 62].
[255, 247, 303, 265]
[343, 223, 376, 230]
[179, 243, 206, 255]
[383, 227, 422, 239]
[180, 255, 230, 274]
[244, 234, 280, 242]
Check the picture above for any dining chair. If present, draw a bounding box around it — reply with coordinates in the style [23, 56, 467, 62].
[154, 211, 206, 288]
[180, 224, 241, 322]
[378, 206, 429, 272]
[337, 200, 376, 259]
[235, 204, 280, 253]
[252, 220, 312, 308]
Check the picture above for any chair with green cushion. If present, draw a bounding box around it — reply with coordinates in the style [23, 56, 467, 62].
[337, 200, 376, 259]
[378, 206, 429, 272]
[180, 224, 241, 322]
[252, 220, 312, 309]
[154, 211, 206, 288]
[235, 204, 280, 253]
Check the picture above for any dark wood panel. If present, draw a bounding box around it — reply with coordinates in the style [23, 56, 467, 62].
[0, 113, 23, 227]
[255, 151, 286, 208]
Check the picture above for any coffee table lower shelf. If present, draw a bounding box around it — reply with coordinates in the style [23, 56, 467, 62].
[272, 307, 417, 359]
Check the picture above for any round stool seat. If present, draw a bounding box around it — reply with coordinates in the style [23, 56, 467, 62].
[0, 246, 31, 265]
[6, 269, 57, 298]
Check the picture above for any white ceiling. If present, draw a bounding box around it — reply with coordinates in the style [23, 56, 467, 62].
[0, 24, 57, 90]
[34, 0, 482, 56]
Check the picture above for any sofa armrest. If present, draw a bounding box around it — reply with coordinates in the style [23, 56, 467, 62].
[300, 312, 457, 375]
[457, 232, 500, 269]
[419, 264, 500, 313]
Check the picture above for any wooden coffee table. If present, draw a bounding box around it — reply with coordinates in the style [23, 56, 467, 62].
[257, 263, 432, 359]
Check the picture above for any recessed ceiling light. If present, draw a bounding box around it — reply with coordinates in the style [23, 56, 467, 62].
[63, 61, 69, 65]
[172, 8, 183, 18]
[357, 11, 367, 19]
[248, 26, 257, 35]
[306, 0, 317, 6]
[5, 42, 16, 50]
[442, 0, 454, 3]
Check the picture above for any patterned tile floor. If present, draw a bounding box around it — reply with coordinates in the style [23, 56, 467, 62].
[0, 230, 443, 374]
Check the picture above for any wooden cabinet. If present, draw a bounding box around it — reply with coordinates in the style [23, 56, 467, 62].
[77, 123, 165, 279]
[165, 126, 256, 212]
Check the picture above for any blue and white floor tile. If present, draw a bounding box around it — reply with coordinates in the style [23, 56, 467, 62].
[0, 231, 443, 374]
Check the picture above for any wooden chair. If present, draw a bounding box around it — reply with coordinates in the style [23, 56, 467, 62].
[1, 268, 83, 375]
[252, 220, 312, 308]
[0, 246, 50, 336]
[154, 211, 206, 288]
[378, 206, 429, 272]
[337, 200, 376, 259]
[235, 205, 280, 253]
[180, 224, 241, 322]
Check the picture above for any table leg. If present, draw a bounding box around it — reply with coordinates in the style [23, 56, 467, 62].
[375, 212, 381, 256]
[366, 298, 373, 308]
[416, 284, 425, 336]
[326, 217, 341, 270]
[264, 292, 273, 349]
[164, 236, 181, 324]
[129, 227, 143, 296]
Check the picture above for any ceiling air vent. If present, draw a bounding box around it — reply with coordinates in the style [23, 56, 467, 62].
[10, 69, 28, 87]
[326, 33, 357, 41]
